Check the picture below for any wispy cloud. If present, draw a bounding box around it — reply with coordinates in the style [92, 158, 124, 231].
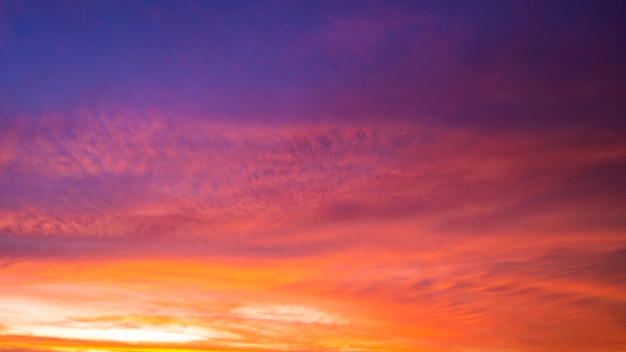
[1, 110, 624, 263]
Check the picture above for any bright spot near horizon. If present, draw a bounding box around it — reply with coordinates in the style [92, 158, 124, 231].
[27, 326, 208, 343]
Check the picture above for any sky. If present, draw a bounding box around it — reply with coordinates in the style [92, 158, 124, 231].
[0, 1, 625, 351]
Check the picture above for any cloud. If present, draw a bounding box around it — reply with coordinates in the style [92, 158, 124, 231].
[1, 2, 625, 351]
[231, 304, 346, 325]
[0, 110, 624, 262]
[315, 246, 626, 351]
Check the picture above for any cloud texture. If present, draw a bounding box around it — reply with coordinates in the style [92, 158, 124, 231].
[0, 1, 625, 351]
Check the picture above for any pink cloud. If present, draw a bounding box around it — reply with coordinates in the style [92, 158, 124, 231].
[1, 109, 624, 250]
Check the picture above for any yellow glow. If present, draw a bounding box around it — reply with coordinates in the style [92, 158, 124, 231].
[24, 326, 207, 343]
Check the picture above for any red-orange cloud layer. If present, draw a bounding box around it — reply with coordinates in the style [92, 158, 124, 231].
[1, 110, 625, 352]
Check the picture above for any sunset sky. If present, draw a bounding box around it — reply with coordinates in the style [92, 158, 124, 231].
[0, 1, 625, 352]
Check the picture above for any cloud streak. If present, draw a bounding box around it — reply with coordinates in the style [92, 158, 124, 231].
[1, 110, 625, 260]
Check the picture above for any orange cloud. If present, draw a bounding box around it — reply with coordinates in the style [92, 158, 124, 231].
[0, 110, 625, 351]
